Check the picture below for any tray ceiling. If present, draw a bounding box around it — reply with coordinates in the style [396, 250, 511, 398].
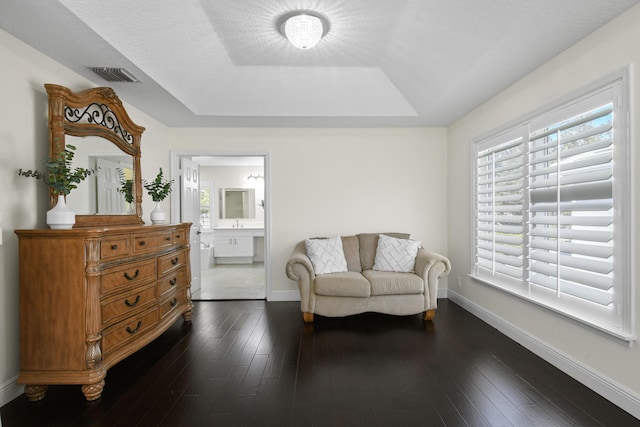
[1, 0, 638, 127]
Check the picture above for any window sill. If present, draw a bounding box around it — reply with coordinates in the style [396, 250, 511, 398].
[469, 273, 635, 343]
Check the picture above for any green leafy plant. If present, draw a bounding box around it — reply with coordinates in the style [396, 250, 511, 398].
[116, 168, 134, 204]
[143, 168, 174, 202]
[18, 143, 96, 196]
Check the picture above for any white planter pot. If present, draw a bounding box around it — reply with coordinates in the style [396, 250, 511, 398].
[150, 202, 167, 224]
[47, 194, 75, 229]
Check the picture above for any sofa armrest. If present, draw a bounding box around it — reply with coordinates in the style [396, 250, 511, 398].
[285, 241, 316, 313]
[286, 242, 315, 281]
[415, 248, 451, 309]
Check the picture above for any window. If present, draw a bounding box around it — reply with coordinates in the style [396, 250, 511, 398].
[472, 71, 632, 340]
[200, 181, 212, 229]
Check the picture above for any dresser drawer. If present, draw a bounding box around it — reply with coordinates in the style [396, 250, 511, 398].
[159, 289, 187, 320]
[132, 231, 173, 254]
[158, 267, 186, 298]
[101, 283, 156, 327]
[100, 235, 131, 260]
[101, 259, 156, 295]
[102, 307, 159, 356]
[172, 229, 188, 245]
[158, 249, 187, 276]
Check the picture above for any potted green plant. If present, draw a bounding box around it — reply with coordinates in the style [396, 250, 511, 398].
[143, 168, 174, 224]
[18, 143, 96, 229]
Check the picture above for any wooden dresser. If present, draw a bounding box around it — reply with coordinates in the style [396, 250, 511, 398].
[15, 223, 193, 401]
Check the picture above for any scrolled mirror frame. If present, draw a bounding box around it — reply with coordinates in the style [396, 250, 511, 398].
[46, 84, 144, 227]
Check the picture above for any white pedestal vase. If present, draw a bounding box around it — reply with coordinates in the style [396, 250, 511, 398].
[150, 202, 167, 224]
[47, 194, 75, 229]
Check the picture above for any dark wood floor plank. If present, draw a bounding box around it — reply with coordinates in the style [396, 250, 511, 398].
[1, 299, 637, 427]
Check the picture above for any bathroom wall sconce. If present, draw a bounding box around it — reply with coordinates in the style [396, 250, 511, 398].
[247, 174, 264, 181]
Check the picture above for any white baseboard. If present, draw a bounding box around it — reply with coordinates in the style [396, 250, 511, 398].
[0, 376, 22, 408]
[267, 289, 300, 302]
[447, 290, 640, 420]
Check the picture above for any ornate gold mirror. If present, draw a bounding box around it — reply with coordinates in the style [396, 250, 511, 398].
[46, 84, 144, 227]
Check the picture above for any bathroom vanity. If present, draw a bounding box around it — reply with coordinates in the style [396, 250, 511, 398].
[214, 227, 264, 264]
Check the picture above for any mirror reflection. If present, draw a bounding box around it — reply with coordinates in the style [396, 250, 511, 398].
[65, 136, 135, 215]
[218, 188, 255, 219]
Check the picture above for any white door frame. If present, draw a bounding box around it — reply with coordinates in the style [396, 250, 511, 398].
[170, 150, 272, 301]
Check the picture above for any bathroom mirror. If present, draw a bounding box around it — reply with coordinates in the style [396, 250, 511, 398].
[218, 188, 255, 219]
[46, 84, 144, 226]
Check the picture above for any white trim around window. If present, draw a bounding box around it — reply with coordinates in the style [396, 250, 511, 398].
[470, 68, 634, 341]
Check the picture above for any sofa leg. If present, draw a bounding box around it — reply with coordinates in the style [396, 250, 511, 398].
[423, 310, 436, 321]
[302, 312, 314, 323]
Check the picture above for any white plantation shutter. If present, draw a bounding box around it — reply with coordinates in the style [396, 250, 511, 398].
[472, 75, 632, 339]
[475, 131, 525, 284]
[528, 101, 614, 308]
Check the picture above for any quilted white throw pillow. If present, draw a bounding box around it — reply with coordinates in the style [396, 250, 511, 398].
[373, 234, 420, 273]
[305, 237, 348, 275]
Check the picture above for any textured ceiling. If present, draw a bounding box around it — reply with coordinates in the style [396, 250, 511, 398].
[1, 0, 638, 127]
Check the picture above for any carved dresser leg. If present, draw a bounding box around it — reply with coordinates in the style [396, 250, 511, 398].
[24, 385, 47, 401]
[302, 312, 314, 323]
[81, 380, 105, 401]
[423, 309, 436, 321]
[182, 310, 193, 322]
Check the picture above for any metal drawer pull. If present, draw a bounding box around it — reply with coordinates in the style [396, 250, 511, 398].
[124, 269, 140, 280]
[175, 234, 181, 238]
[171, 257, 179, 265]
[139, 241, 146, 246]
[169, 278, 177, 286]
[166, 237, 171, 241]
[169, 298, 178, 307]
[126, 321, 142, 334]
[111, 244, 118, 250]
[124, 295, 140, 307]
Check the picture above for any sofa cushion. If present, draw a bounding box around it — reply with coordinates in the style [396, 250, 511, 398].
[373, 234, 420, 273]
[362, 270, 424, 296]
[357, 232, 410, 270]
[341, 235, 362, 272]
[305, 237, 348, 275]
[315, 272, 371, 297]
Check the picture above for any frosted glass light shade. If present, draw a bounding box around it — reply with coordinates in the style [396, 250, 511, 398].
[284, 14, 323, 49]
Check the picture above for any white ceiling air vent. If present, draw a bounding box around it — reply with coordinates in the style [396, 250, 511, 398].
[88, 67, 140, 82]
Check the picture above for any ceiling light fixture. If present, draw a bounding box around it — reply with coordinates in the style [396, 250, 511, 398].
[282, 13, 324, 49]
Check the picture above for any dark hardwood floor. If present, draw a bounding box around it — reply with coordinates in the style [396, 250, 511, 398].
[1, 299, 637, 426]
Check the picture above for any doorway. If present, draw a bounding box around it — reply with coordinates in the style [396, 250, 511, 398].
[171, 152, 270, 301]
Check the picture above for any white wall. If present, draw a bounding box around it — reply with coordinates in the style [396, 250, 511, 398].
[168, 127, 449, 296]
[447, 4, 640, 417]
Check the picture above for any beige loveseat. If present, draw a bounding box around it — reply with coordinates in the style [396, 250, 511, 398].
[285, 233, 451, 322]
